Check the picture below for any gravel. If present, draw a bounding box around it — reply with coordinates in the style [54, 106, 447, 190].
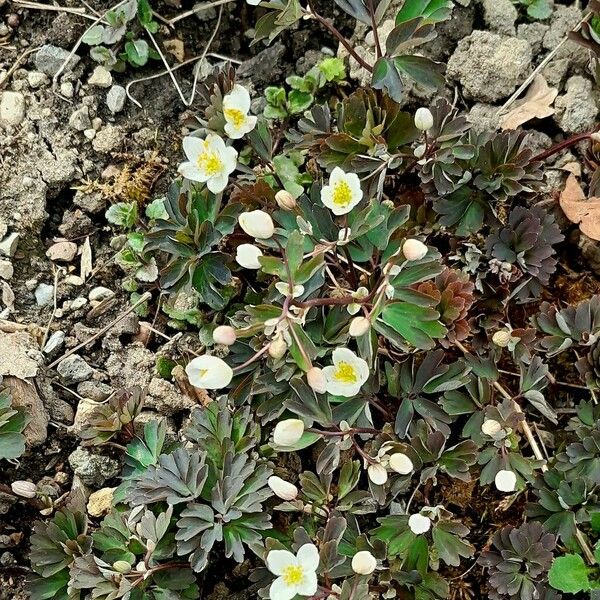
[56, 354, 94, 384]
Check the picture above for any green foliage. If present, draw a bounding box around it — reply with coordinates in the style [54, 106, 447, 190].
[548, 554, 591, 594]
[0, 383, 28, 461]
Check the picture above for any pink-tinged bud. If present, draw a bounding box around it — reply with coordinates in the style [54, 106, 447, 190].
[402, 239, 428, 261]
[307, 367, 327, 394]
[275, 189, 297, 211]
[349, 316, 370, 337]
[268, 334, 288, 359]
[213, 325, 237, 346]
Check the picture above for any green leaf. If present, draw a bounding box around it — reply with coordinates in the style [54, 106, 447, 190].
[381, 302, 447, 350]
[371, 57, 404, 104]
[394, 55, 445, 89]
[288, 90, 314, 114]
[432, 188, 487, 237]
[137, 0, 158, 32]
[124, 39, 150, 67]
[319, 57, 346, 81]
[191, 253, 232, 310]
[526, 0, 552, 20]
[82, 24, 104, 45]
[395, 0, 453, 25]
[548, 554, 591, 593]
[106, 202, 138, 228]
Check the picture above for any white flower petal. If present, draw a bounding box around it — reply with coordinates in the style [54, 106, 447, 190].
[296, 570, 318, 597]
[267, 550, 297, 576]
[185, 355, 233, 390]
[269, 576, 297, 600]
[297, 543, 319, 572]
[236, 244, 263, 269]
[178, 161, 207, 183]
[206, 172, 229, 194]
[368, 463, 388, 485]
[389, 453, 414, 475]
[224, 84, 251, 113]
[495, 469, 517, 492]
[408, 514, 431, 535]
[182, 136, 205, 161]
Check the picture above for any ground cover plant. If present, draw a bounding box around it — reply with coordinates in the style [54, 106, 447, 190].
[4, 0, 600, 598]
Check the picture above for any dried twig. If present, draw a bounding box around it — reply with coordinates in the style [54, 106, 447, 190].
[12, 0, 100, 21]
[167, 0, 234, 25]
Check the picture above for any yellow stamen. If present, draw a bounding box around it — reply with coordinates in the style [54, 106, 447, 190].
[282, 565, 304, 586]
[334, 362, 357, 383]
[224, 108, 247, 129]
[332, 180, 353, 206]
[197, 150, 223, 176]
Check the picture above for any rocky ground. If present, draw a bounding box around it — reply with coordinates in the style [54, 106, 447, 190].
[0, 0, 598, 598]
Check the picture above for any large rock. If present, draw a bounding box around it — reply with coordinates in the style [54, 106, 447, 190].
[146, 377, 196, 416]
[482, 0, 517, 35]
[447, 31, 532, 102]
[34, 44, 80, 76]
[68, 448, 120, 487]
[0, 92, 25, 126]
[3, 376, 48, 447]
[554, 76, 598, 133]
[0, 331, 41, 379]
[543, 6, 587, 66]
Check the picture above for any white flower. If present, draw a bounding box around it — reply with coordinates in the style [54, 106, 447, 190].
[481, 419, 503, 437]
[178, 134, 237, 193]
[402, 239, 428, 261]
[414, 107, 434, 131]
[222, 84, 257, 139]
[213, 325, 237, 346]
[320, 167, 363, 216]
[389, 453, 414, 475]
[307, 367, 328, 394]
[275, 189, 297, 210]
[351, 550, 377, 575]
[267, 543, 319, 600]
[273, 419, 305, 446]
[185, 355, 233, 390]
[275, 282, 304, 298]
[322, 348, 369, 397]
[349, 316, 370, 337]
[268, 476, 298, 501]
[236, 243, 263, 269]
[239, 210, 275, 239]
[408, 513, 431, 535]
[495, 469, 517, 493]
[246, 0, 261, 4]
[367, 463, 388, 485]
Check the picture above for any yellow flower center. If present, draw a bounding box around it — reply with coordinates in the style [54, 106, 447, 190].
[224, 108, 247, 129]
[197, 150, 223, 176]
[332, 180, 353, 206]
[282, 565, 304, 586]
[334, 362, 357, 384]
[198, 368, 209, 379]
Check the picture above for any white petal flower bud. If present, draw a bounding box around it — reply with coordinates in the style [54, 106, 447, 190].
[238, 210, 275, 239]
[389, 453, 414, 475]
[367, 463, 388, 485]
[307, 366, 328, 394]
[492, 330, 512, 347]
[268, 475, 298, 501]
[414, 143, 427, 158]
[408, 513, 431, 534]
[275, 189, 297, 211]
[11, 480, 37, 498]
[269, 333, 288, 359]
[349, 316, 370, 337]
[414, 107, 434, 131]
[212, 325, 237, 346]
[273, 419, 305, 446]
[236, 243, 263, 269]
[113, 561, 132, 574]
[481, 419, 503, 437]
[402, 239, 428, 261]
[495, 469, 517, 493]
[352, 550, 377, 575]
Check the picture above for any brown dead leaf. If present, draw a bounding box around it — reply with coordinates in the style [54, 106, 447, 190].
[164, 39, 185, 63]
[500, 75, 558, 130]
[559, 174, 600, 241]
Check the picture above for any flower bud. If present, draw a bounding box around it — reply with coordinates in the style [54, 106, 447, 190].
[349, 316, 370, 337]
[414, 107, 434, 131]
[213, 325, 237, 346]
[307, 366, 328, 394]
[492, 330, 512, 347]
[367, 463, 388, 485]
[402, 239, 428, 261]
[495, 469, 517, 493]
[352, 550, 377, 575]
[408, 513, 431, 534]
[136, 562, 147, 573]
[269, 333, 288, 359]
[113, 561, 132, 574]
[238, 210, 275, 239]
[481, 419, 502, 437]
[11, 480, 37, 498]
[236, 243, 263, 269]
[273, 419, 305, 446]
[275, 189, 297, 211]
[268, 475, 298, 500]
[414, 143, 426, 159]
[389, 453, 414, 475]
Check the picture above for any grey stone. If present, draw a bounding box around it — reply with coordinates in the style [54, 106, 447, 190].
[447, 31, 532, 102]
[543, 6, 587, 66]
[0, 260, 12, 280]
[92, 125, 125, 153]
[34, 44, 80, 76]
[517, 22, 549, 56]
[146, 377, 196, 416]
[89, 286, 114, 302]
[106, 85, 126, 113]
[34, 283, 54, 306]
[467, 103, 501, 133]
[88, 66, 112, 88]
[56, 354, 94, 384]
[0, 91, 25, 126]
[237, 43, 286, 87]
[69, 106, 91, 131]
[27, 71, 48, 89]
[43, 330, 65, 354]
[554, 76, 598, 133]
[0, 232, 19, 257]
[68, 448, 120, 487]
[46, 241, 78, 262]
[77, 381, 114, 402]
[482, 0, 517, 35]
[0, 331, 41, 379]
[0, 493, 16, 515]
[543, 58, 570, 88]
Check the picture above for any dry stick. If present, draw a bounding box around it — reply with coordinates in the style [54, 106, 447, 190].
[47, 292, 152, 369]
[167, 0, 234, 25]
[455, 340, 597, 564]
[12, 0, 99, 21]
[41, 266, 63, 349]
[497, 11, 593, 115]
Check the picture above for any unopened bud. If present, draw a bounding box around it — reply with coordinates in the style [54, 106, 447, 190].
[402, 239, 428, 261]
[213, 325, 237, 346]
[414, 107, 434, 131]
[349, 316, 370, 337]
[11, 480, 37, 498]
[481, 419, 502, 437]
[113, 561, 132, 574]
[307, 366, 327, 394]
[273, 419, 305, 446]
[495, 469, 517, 493]
[352, 550, 377, 575]
[492, 330, 512, 347]
[268, 475, 298, 500]
[269, 334, 288, 359]
[275, 189, 297, 211]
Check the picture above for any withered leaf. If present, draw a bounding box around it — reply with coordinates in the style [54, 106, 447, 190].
[500, 76, 558, 130]
[559, 174, 600, 241]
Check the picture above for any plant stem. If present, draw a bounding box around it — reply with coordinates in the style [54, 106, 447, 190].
[529, 131, 595, 164]
[367, 0, 383, 60]
[305, 0, 373, 73]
